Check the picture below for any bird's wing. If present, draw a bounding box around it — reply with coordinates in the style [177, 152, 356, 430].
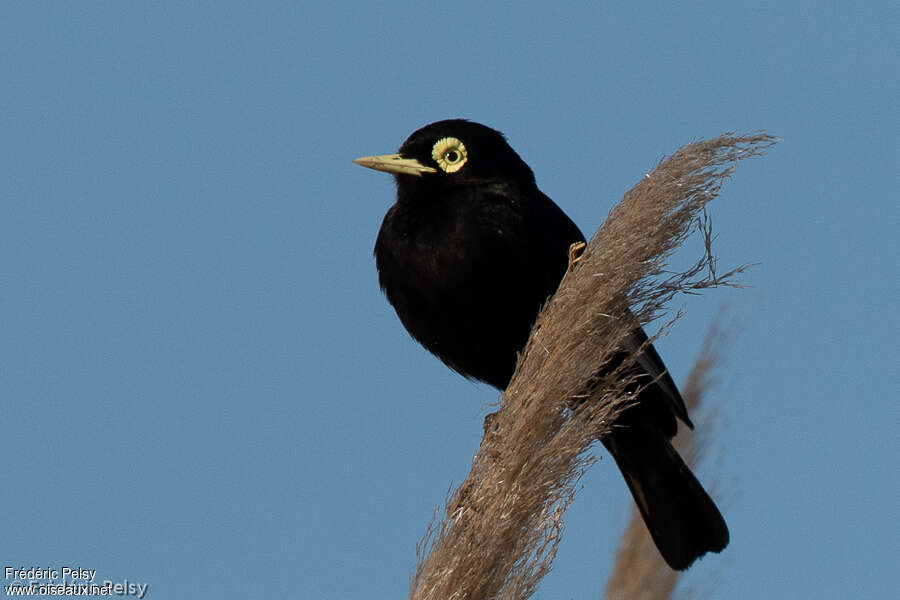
[622, 325, 694, 429]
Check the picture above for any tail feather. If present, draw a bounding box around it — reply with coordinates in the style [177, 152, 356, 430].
[603, 429, 729, 570]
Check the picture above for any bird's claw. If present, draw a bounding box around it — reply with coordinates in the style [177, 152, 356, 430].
[568, 241, 586, 271]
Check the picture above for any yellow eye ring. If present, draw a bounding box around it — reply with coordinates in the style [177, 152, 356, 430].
[432, 137, 468, 173]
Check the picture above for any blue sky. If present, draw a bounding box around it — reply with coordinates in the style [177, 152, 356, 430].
[1, 2, 897, 598]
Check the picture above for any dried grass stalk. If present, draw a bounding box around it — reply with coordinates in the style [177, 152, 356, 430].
[409, 133, 777, 600]
[605, 314, 737, 600]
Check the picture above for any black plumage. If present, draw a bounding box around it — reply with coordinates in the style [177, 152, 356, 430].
[355, 119, 728, 570]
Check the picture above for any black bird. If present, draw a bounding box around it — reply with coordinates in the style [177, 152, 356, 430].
[354, 119, 728, 570]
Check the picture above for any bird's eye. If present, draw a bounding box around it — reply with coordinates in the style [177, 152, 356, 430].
[432, 137, 468, 173]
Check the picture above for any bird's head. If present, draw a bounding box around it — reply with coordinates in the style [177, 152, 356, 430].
[353, 119, 535, 195]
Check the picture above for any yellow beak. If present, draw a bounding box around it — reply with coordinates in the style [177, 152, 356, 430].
[353, 153, 437, 177]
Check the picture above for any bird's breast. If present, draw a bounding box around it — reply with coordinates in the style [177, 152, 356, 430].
[373, 187, 580, 388]
[377, 199, 525, 297]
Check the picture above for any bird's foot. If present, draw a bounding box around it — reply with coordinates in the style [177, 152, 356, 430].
[447, 481, 471, 519]
[447, 412, 502, 519]
[483, 411, 499, 435]
[568, 241, 586, 271]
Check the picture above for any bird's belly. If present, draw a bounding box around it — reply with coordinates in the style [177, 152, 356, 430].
[382, 249, 537, 389]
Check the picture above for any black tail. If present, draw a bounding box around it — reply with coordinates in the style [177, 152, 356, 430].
[603, 428, 729, 570]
